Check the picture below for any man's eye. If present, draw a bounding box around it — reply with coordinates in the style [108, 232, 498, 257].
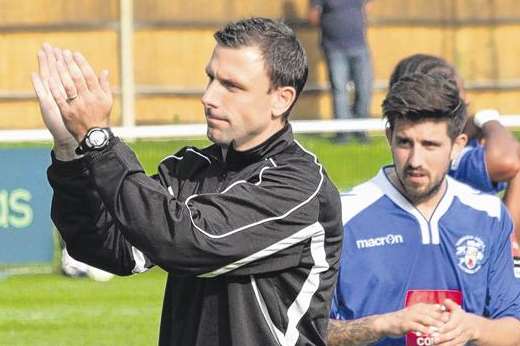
[222, 82, 238, 91]
[424, 142, 440, 149]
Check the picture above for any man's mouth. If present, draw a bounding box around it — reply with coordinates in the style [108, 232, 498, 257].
[205, 112, 228, 125]
[405, 170, 428, 184]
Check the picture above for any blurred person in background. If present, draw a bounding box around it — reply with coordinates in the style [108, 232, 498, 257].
[308, 0, 373, 143]
[328, 73, 520, 346]
[32, 17, 342, 346]
[389, 54, 520, 275]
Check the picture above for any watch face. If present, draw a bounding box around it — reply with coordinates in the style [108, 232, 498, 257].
[88, 129, 108, 147]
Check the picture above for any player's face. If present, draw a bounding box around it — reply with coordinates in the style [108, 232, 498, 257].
[201, 44, 285, 151]
[388, 119, 465, 204]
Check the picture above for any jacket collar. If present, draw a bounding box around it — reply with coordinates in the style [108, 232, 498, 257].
[225, 123, 293, 169]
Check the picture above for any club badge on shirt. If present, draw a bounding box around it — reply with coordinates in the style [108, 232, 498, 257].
[455, 236, 485, 274]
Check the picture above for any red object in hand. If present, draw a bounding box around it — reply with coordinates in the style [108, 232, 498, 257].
[404, 290, 463, 346]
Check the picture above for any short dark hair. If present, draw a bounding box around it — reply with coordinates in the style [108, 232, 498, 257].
[214, 17, 308, 119]
[383, 73, 466, 140]
[389, 54, 459, 88]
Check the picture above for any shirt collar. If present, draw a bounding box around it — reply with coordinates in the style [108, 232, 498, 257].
[225, 123, 293, 169]
[372, 165, 454, 245]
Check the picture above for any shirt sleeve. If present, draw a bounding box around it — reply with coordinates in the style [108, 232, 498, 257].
[485, 205, 520, 319]
[450, 145, 507, 194]
[51, 139, 339, 278]
[48, 151, 154, 276]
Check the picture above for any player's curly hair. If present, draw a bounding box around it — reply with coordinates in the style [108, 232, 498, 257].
[214, 17, 308, 120]
[383, 73, 466, 140]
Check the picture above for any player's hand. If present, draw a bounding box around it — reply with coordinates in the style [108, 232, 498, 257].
[433, 299, 478, 345]
[376, 303, 449, 338]
[32, 43, 75, 147]
[45, 44, 113, 143]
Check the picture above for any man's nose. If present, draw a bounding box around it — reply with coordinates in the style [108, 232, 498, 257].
[201, 81, 219, 108]
[408, 147, 425, 168]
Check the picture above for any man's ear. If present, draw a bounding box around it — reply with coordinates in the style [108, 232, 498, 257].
[450, 133, 468, 161]
[271, 86, 296, 119]
[385, 127, 393, 145]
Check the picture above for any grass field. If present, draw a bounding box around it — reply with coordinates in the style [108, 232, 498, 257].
[0, 134, 391, 345]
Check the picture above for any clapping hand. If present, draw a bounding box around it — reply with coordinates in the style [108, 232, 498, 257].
[32, 43, 113, 155]
[32, 44, 75, 151]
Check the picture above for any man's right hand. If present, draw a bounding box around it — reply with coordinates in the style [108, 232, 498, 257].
[328, 303, 449, 346]
[376, 303, 449, 338]
[32, 43, 80, 160]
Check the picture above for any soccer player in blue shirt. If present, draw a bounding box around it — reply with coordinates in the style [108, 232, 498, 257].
[388, 54, 520, 197]
[328, 73, 520, 345]
[388, 53, 520, 264]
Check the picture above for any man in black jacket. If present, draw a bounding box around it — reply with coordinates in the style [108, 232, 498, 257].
[32, 17, 343, 346]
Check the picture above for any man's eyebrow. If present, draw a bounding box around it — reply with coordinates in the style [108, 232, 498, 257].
[221, 76, 245, 89]
[422, 139, 442, 145]
[204, 67, 246, 90]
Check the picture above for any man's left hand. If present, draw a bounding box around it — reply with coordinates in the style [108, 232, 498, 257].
[433, 299, 478, 345]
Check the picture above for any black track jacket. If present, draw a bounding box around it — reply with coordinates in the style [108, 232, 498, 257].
[48, 124, 343, 346]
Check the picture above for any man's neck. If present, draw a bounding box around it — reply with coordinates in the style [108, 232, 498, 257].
[220, 144, 229, 161]
[386, 167, 447, 220]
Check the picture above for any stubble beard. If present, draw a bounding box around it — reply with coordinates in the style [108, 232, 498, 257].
[397, 169, 446, 205]
[207, 127, 232, 146]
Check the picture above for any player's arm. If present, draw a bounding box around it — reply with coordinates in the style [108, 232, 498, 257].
[467, 316, 520, 346]
[307, 0, 322, 26]
[33, 43, 149, 275]
[328, 316, 381, 346]
[47, 155, 154, 275]
[328, 304, 449, 346]
[503, 172, 520, 244]
[475, 110, 520, 182]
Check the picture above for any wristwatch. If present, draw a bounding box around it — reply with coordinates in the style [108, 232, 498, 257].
[75, 127, 114, 155]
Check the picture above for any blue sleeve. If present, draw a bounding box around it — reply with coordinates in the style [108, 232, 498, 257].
[485, 206, 520, 319]
[449, 145, 507, 194]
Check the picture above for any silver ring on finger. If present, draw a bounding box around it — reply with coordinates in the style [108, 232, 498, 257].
[66, 94, 78, 103]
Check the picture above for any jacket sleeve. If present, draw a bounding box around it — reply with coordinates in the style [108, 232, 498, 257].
[48, 152, 154, 276]
[68, 138, 337, 277]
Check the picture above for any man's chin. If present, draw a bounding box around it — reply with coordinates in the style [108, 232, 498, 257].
[403, 184, 442, 203]
[207, 130, 231, 146]
[406, 191, 429, 203]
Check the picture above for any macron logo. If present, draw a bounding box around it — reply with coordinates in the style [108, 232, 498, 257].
[356, 234, 404, 249]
